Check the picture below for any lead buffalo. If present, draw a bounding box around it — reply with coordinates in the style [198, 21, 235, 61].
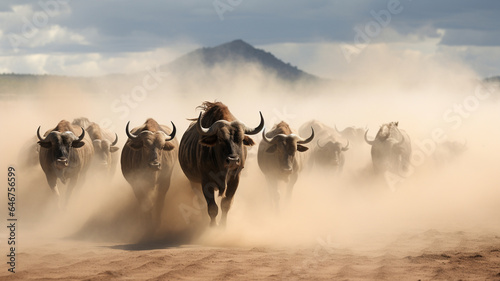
[299, 120, 349, 173]
[364, 121, 411, 174]
[258, 121, 314, 210]
[37, 120, 94, 207]
[121, 118, 177, 226]
[178, 101, 264, 227]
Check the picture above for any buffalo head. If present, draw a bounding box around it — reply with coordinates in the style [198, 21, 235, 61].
[92, 133, 119, 167]
[316, 138, 349, 166]
[196, 112, 264, 170]
[125, 121, 176, 170]
[262, 126, 314, 173]
[37, 126, 86, 169]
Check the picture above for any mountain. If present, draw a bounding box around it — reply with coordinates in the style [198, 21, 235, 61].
[164, 39, 320, 84]
[0, 40, 323, 97]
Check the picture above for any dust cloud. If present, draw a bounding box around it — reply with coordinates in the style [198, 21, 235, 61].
[1, 47, 499, 254]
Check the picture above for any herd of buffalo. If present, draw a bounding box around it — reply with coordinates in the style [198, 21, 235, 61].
[29, 100, 456, 227]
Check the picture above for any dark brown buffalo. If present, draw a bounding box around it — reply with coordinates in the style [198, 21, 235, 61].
[72, 118, 119, 177]
[120, 118, 177, 226]
[37, 120, 94, 206]
[365, 121, 412, 174]
[178, 101, 264, 227]
[257, 121, 314, 210]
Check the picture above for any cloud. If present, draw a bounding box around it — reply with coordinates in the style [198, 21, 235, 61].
[0, 1, 499, 76]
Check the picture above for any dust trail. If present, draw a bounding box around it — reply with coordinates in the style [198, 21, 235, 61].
[1, 47, 499, 253]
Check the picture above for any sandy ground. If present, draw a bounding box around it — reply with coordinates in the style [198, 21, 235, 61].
[2, 229, 500, 280]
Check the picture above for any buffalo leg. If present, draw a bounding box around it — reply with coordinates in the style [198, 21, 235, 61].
[265, 176, 279, 212]
[45, 173, 62, 209]
[45, 173, 60, 197]
[64, 176, 79, 209]
[285, 172, 298, 206]
[153, 180, 171, 227]
[202, 179, 218, 227]
[220, 176, 240, 227]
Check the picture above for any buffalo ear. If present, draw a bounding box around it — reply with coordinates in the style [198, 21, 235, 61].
[110, 146, 120, 153]
[297, 144, 309, 152]
[266, 144, 277, 153]
[199, 135, 217, 147]
[162, 142, 175, 151]
[38, 141, 52, 149]
[243, 136, 255, 146]
[127, 140, 143, 150]
[72, 141, 85, 148]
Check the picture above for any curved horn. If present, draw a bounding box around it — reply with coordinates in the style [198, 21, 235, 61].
[166, 121, 176, 140]
[125, 121, 138, 140]
[77, 127, 85, 142]
[261, 128, 273, 143]
[37, 126, 45, 141]
[342, 140, 350, 151]
[196, 112, 211, 136]
[335, 124, 341, 134]
[297, 127, 314, 144]
[364, 130, 375, 145]
[243, 111, 264, 135]
[111, 133, 118, 146]
[316, 139, 325, 149]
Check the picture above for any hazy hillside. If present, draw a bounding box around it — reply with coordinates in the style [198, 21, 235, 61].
[0, 40, 322, 97]
[165, 39, 320, 84]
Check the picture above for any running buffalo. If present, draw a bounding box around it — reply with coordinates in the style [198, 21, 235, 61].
[72, 118, 119, 177]
[258, 121, 314, 210]
[121, 118, 177, 226]
[178, 101, 264, 227]
[299, 120, 349, 173]
[37, 120, 94, 207]
[364, 121, 411, 175]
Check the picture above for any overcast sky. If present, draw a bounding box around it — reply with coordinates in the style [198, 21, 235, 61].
[1, 0, 499, 78]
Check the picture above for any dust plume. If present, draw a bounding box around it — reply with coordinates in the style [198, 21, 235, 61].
[1, 45, 499, 255]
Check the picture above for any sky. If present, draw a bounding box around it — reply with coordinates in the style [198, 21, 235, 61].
[1, 0, 499, 78]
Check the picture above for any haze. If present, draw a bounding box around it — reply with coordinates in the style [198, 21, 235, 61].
[1, 47, 499, 254]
